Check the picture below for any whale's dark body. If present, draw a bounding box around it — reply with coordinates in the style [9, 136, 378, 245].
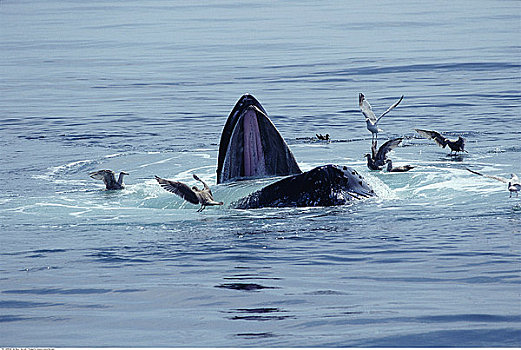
[232, 164, 375, 209]
[218, 94, 376, 208]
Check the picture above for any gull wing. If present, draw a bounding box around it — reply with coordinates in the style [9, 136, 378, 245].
[377, 95, 404, 122]
[193, 174, 211, 193]
[375, 138, 403, 162]
[89, 169, 114, 180]
[465, 168, 508, 183]
[155, 176, 200, 204]
[415, 129, 447, 148]
[359, 93, 377, 123]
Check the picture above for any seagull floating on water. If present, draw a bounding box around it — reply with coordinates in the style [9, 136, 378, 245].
[466, 168, 520, 197]
[155, 174, 224, 212]
[386, 159, 414, 172]
[359, 93, 404, 142]
[89, 170, 128, 190]
[364, 138, 403, 171]
[415, 129, 467, 154]
[316, 133, 330, 141]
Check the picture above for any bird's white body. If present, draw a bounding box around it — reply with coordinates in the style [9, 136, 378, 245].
[365, 120, 382, 135]
[508, 174, 520, 197]
[359, 93, 403, 141]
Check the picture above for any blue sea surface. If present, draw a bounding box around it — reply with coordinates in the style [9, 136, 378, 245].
[1, 0, 520, 347]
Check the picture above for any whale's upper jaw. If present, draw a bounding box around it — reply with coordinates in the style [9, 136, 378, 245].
[217, 94, 301, 184]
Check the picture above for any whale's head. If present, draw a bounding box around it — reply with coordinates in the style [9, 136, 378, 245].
[232, 164, 376, 209]
[216, 94, 301, 184]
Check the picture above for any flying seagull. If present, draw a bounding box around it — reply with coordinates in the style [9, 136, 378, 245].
[386, 159, 414, 172]
[359, 93, 404, 142]
[155, 174, 224, 211]
[466, 168, 520, 197]
[364, 138, 403, 171]
[415, 129, 467, 154]
[89, 170, 128, 190]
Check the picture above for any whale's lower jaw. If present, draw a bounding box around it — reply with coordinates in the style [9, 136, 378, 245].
[217, 95, 301, 184]
[232, 165, 376, 209]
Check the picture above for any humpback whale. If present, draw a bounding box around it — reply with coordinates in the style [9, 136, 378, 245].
[217, 94, 376, 209]
[232, 164, 375, 209]
[89, 170, 128, 190]
[415, 129, 467, 154]
[216, 94, 301, 184]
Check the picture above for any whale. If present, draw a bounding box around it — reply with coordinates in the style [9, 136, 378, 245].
[232, 164, 376, 209]
[216, 94, 301, 184]
[218, 94, 376, 209]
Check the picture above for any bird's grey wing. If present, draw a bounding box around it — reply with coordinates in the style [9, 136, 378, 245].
[415, 129, 446, 148]
[193, 174, 210, 191]
[511, 174, 520, 185]
[89, 170, 113, 180]
[359, 93, 377, 123]
[377, 95, 404, 122]
[465, 168, 508, 183]
[376, 138, 403, 161]
[155, 176, 200, 204]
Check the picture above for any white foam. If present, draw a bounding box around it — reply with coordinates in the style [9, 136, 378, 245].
[175, 165, 216, 181]
[192, 152, 212, 159]
[34, 158, 98, 182]
[138, 156, 179, 168]
[104, 152, 125, 159]
[362, 172, 398, 200]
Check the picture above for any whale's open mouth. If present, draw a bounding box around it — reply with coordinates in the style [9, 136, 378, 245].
[216, 94, 301, 184]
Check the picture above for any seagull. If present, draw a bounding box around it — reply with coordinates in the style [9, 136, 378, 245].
[359, 93, 404, 142]
[415, 129, 467, 154]
[316, 133, 330, 141]
[386, 159, 414, 172]
[155, 174, 224, 211]
[466, 168, 520, 197]
[89, 170, 128, 190]
[364, 138, 403, 170]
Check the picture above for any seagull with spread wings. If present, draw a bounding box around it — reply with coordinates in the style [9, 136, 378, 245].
[364, 138, 403, 171]
[89, 170, 128, 190]
[415, 129, 467, 154]
[155, 174, 224, 211]
[466, 168, 520, 197]
[359, 93, 404, 142]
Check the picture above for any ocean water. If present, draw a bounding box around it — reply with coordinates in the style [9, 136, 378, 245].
[1, 0, 520, 347]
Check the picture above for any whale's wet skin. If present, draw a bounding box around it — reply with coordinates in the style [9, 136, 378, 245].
[218, 94, 374, 208]
[217, 94, 301, 184]
[233, 165, 375, 209]
[1, 0, 521, 347]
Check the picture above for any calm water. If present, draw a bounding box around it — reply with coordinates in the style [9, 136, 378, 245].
[1, 0, 521, 347]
